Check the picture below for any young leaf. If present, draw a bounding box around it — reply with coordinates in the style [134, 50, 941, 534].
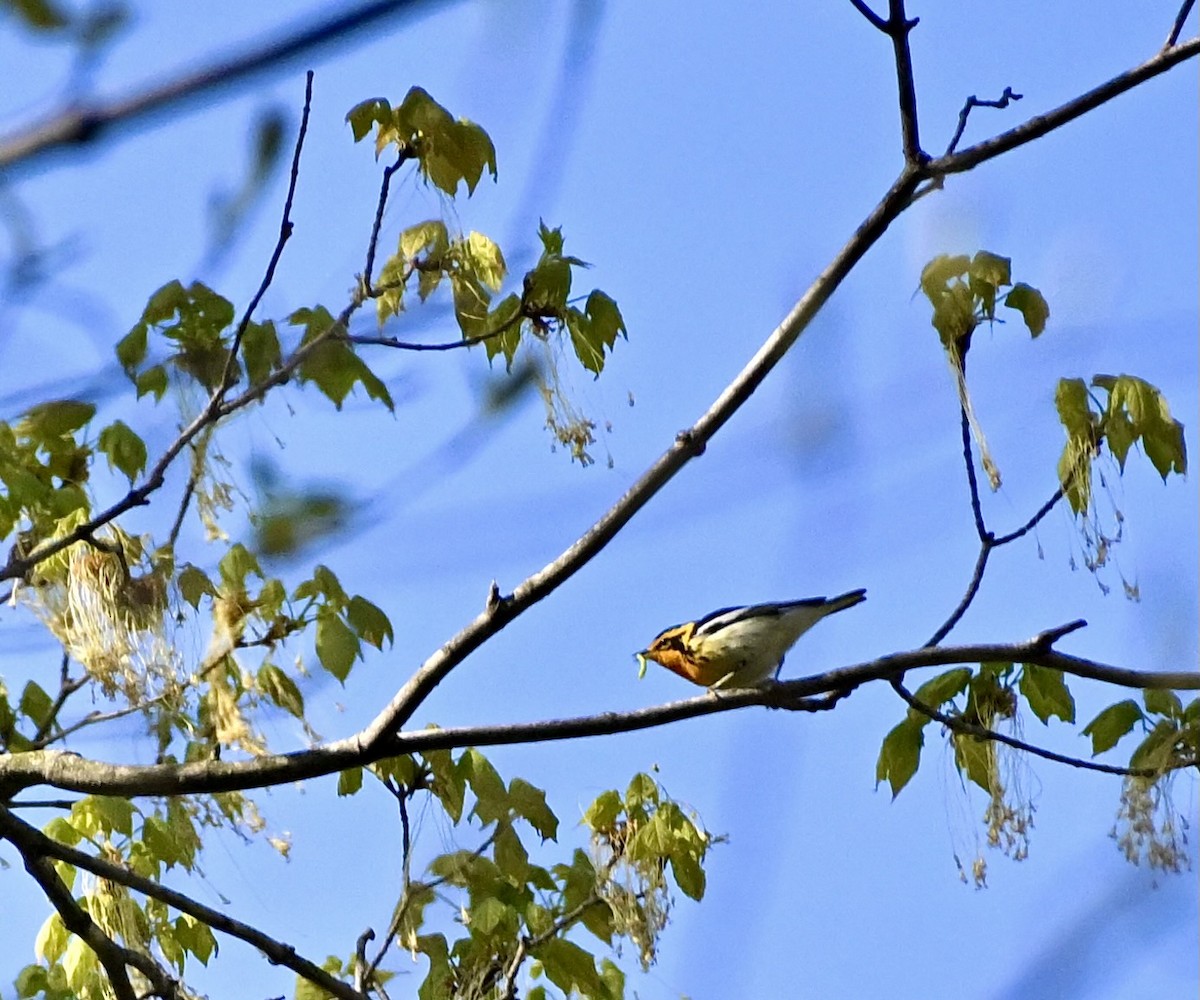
[508, 777, 558, 841]
[1143, 688, 1182, 719]
[1081, 699, 1144, 755]
[97, 421, 147, 482]
[242, 320, 281, 386]
[315, 610, 359, 682]
[337, 766, 363, 797]
[910, 667, 972, 720]
[346, 595, 393, 650]
[257, 663, 305, 718]
[177, 564, 217, 609]
[952, 732, 994, 793]
[1004, 282, 1049, 336]
[1019, 664, 1076, 725]
[875, 717, 924, 798]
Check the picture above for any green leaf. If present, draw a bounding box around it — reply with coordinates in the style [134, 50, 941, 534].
[508, 777, 558, 841]
[316, 610, 359, 682]
[919, 253, 970, 301]
[135, 365, 169, 401]
[20, 400, 96, 441]
[75, 796, 134, 838]
[19, 681, 53, 728]
[1144, 688, 1183, 719]
[1019, 664, 1076, 725]
[533, 938, 604, 998]
[952, 733, 993, 792]
[258, 663, 305, 718]
[401, 220, 450, 262]
[910, 667, 972, 720]
[876, 718, 923, 798]
[375, 252, 407, 325]
[218, 543, 262, 587]
[424, 748, 466, 823]
[463, 231, 506, 291]
[337, 766, 364, 797]
[463, 748, 508, 823]
[1101, 375, 1187, 480]
[968, 250, 1011, 319]
[1130, 719, 1180, 770]
[116, 323, 148, 373]
[177, 564, 217, 609]
[242, 320, 281, 386]
[1004, 282, 1049, 336]
[523, 257, 572, 315]
[1082, 699, 1144, 755]
[97, 421, 147, 482]
[582, 789, 622, 832]
[492, 822, 529, 881]
[481, 294, 523, 369]
[345, 97, 393, 143]
[346, 595, 393, 650]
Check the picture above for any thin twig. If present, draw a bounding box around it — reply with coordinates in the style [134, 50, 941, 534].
[0, 0, 448, 174]
[847, 0, 888, 32]
[166, 466, 199, 548]
[944, 86, 1023, 156]
[362, 151, 411, 290]
[1165, 0, 1196, 48]
[886, 0, 925, 163]
[959, 399, 990, 544]
[890, 676, 1189, 778]
[31, 653, 86, 745]
[217, 71, 314, 397]
[992, 487, 1064, 546]
[930, 37, 1200, 176]
[0, 804, 366, 1000]
[924, 544, 991, 648]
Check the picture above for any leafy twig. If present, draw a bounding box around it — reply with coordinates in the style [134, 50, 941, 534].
[889, 675, 1187, 778]
[0, 804, 366, 1000]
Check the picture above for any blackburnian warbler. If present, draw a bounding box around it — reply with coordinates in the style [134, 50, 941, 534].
[636, 589, 866, 688]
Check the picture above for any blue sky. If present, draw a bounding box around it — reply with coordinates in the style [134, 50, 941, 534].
[1, 3, 1196, 998]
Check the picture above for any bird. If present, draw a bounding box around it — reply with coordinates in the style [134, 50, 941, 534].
[636, 589, 866, 689]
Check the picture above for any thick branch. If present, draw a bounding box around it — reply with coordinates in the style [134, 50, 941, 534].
[352, 166, 927, 747]
[0, 0, 449, 175]
[0, 805, 365, 1000]
[4, 631, 1196, 799]
[1, 810, 178, 999]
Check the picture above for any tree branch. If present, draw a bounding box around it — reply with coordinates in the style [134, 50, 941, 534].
[0, 810, 179, 999]
[0, 804, 366, 1000]
[889, 676, 1190, 778]
[0, 0, 451, 175]
[885, 0, 925, 163]
[930, 36, 1200, 177]
[1165, 0, 1196, 48]
[944, 86, 1023, 156]
[4, 630, 1196, 800]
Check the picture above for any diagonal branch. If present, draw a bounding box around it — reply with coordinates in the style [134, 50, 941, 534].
[0, 0, 451, 175]
[0, 804, 366, 1000]
[1, 812, 179, 999]
[931, 36, 1200, 177]
[4, 629, 1196, 801]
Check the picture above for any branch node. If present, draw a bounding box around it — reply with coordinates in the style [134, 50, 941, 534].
[1035, 618, 1087, 649]
[486, 580, 508, 613]
[675, 429, 706, 456]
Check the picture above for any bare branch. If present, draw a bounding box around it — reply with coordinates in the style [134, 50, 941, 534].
[216, 71, 315, 397]
[1165, 0, 1196, 48]
[847, 0, 888, 32]
[930, 36, 1200, 177]
[885, 0, 925, 162]
[993, 486, 1064, 546]
[944, 86, 1023, 156]
[925, 543, 991, 648]
[0, 0, 449, 175]
[0, 804, 366, 1000]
